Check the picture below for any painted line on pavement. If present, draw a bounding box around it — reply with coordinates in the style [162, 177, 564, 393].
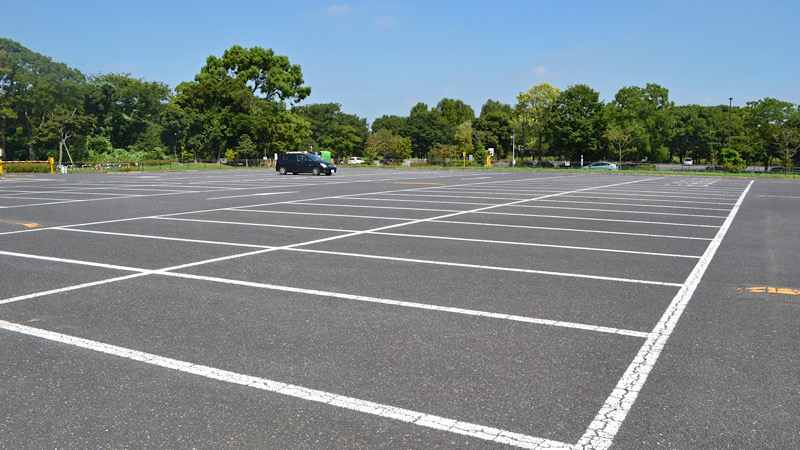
[739, 286, 800, 295]
[207, 191, 295, 200]
[577, 180, 753, 450]
[159, 270, 651, 338]
[0, 319, 568, 449]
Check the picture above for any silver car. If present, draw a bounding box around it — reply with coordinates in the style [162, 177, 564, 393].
[582, 161, 618, 171]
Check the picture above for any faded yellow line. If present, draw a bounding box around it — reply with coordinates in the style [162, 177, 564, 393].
[759, 195, 800, 199]
[392, 182, 444, 185]
[739, 286, 800, 296]
[0, 220, 41, 228]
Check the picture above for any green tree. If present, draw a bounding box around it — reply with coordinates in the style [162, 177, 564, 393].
[235, 134, 257, 159]
[366, 128, 392, 160]
[37, 104, 94, 165]
[217, 45, 311, 103]
[160, 101, 191, 158]
[85, 73, 171, 152]
[546, 85, 607, 161]
[171, 45, 311, 161]
[366, 128, 413, 162]
[435, 98, 475, 128]
[670, 105, 735, 164]
[405, 102, 455, 158]
[1, 38, 85, 159]
[371, 114, 407, 135]
[390, 134, 412, 160]
[293, 103, 368, 159]
[746, 98, 799, 169]
[474, 100, 514, 158]
[604, 124, 639, 165]
[270, 108, 311, 155]
[609, 83, 674, 161]
[0, 48, 17, 153]
[515, 82, 560, 161]
[769, 113, 800, 170]
[455, 121, 476, 157]
[427, 142, 459, 164]
[720, 147, 746, 172]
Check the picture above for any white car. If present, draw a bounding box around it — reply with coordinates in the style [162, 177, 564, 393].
[348, 157, 365, 164]
[683, 158, 693, 166]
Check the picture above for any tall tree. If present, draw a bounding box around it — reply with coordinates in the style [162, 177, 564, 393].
[85, 73, 171, 152]
[0, 48, 16, 153]
[746, 98, 800, 168]
[546, 85, 607, 161]
[215, 45, 310, 103]
[365, 128, 412, 161]
[474, 100, 514, 158]
[404, 102, 455, 158]
[293, 103, 369, 159]
[609, 83, 674, 161]
[171, 45, 311, 160]
[435, 98, 475, 128]
[37, 104, 94, 165]
[604, 124, 640, 165]
[455, 121, 477, 157]
[670, 105, 715, 163]
[515, 82, 560, 161]
[371, 114, 407, 137]
[1, 38, 85, 159]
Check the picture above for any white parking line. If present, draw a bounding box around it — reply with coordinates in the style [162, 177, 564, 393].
[207, 191, 295, 200]
[0, 319, 570, 449]
[285, 247, 683, 286]
[577, 180, 753, 449]
[434, 219, 713, 241]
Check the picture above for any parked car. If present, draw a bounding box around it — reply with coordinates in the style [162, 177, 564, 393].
[348, 157, 365, 164]
[683, 158, 693, 166]
[581, 161, 618, 171]
[276, 152, 336, 175]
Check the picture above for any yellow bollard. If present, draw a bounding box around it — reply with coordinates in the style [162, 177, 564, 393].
[49, 157, 55, 174]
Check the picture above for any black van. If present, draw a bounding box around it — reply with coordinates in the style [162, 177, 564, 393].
[276, 152, 336, 176]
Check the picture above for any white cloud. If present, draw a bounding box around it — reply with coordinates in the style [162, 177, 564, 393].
[442, 86, 453, 92]
[327, 5, 351, 14]
[532, 66, 551, 76]
[373, 16, 395, 26]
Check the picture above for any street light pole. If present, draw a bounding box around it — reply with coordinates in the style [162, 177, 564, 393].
[512, 131, 515, 167]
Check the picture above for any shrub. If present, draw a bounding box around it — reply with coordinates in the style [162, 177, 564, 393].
[2, 162, 51, 173]
[721, 148, 746, 173]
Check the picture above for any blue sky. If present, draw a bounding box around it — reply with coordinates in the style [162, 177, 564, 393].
[5, 0, 799, 123]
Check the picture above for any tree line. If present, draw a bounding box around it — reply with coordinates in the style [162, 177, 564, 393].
[2, 38, 799, 170]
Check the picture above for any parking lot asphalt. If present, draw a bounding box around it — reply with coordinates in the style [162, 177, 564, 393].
[1, 169, 798, 449]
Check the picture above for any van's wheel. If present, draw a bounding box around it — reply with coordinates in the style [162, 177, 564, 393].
[312, 167, 321, 176]
[278, 166, 287, 175]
